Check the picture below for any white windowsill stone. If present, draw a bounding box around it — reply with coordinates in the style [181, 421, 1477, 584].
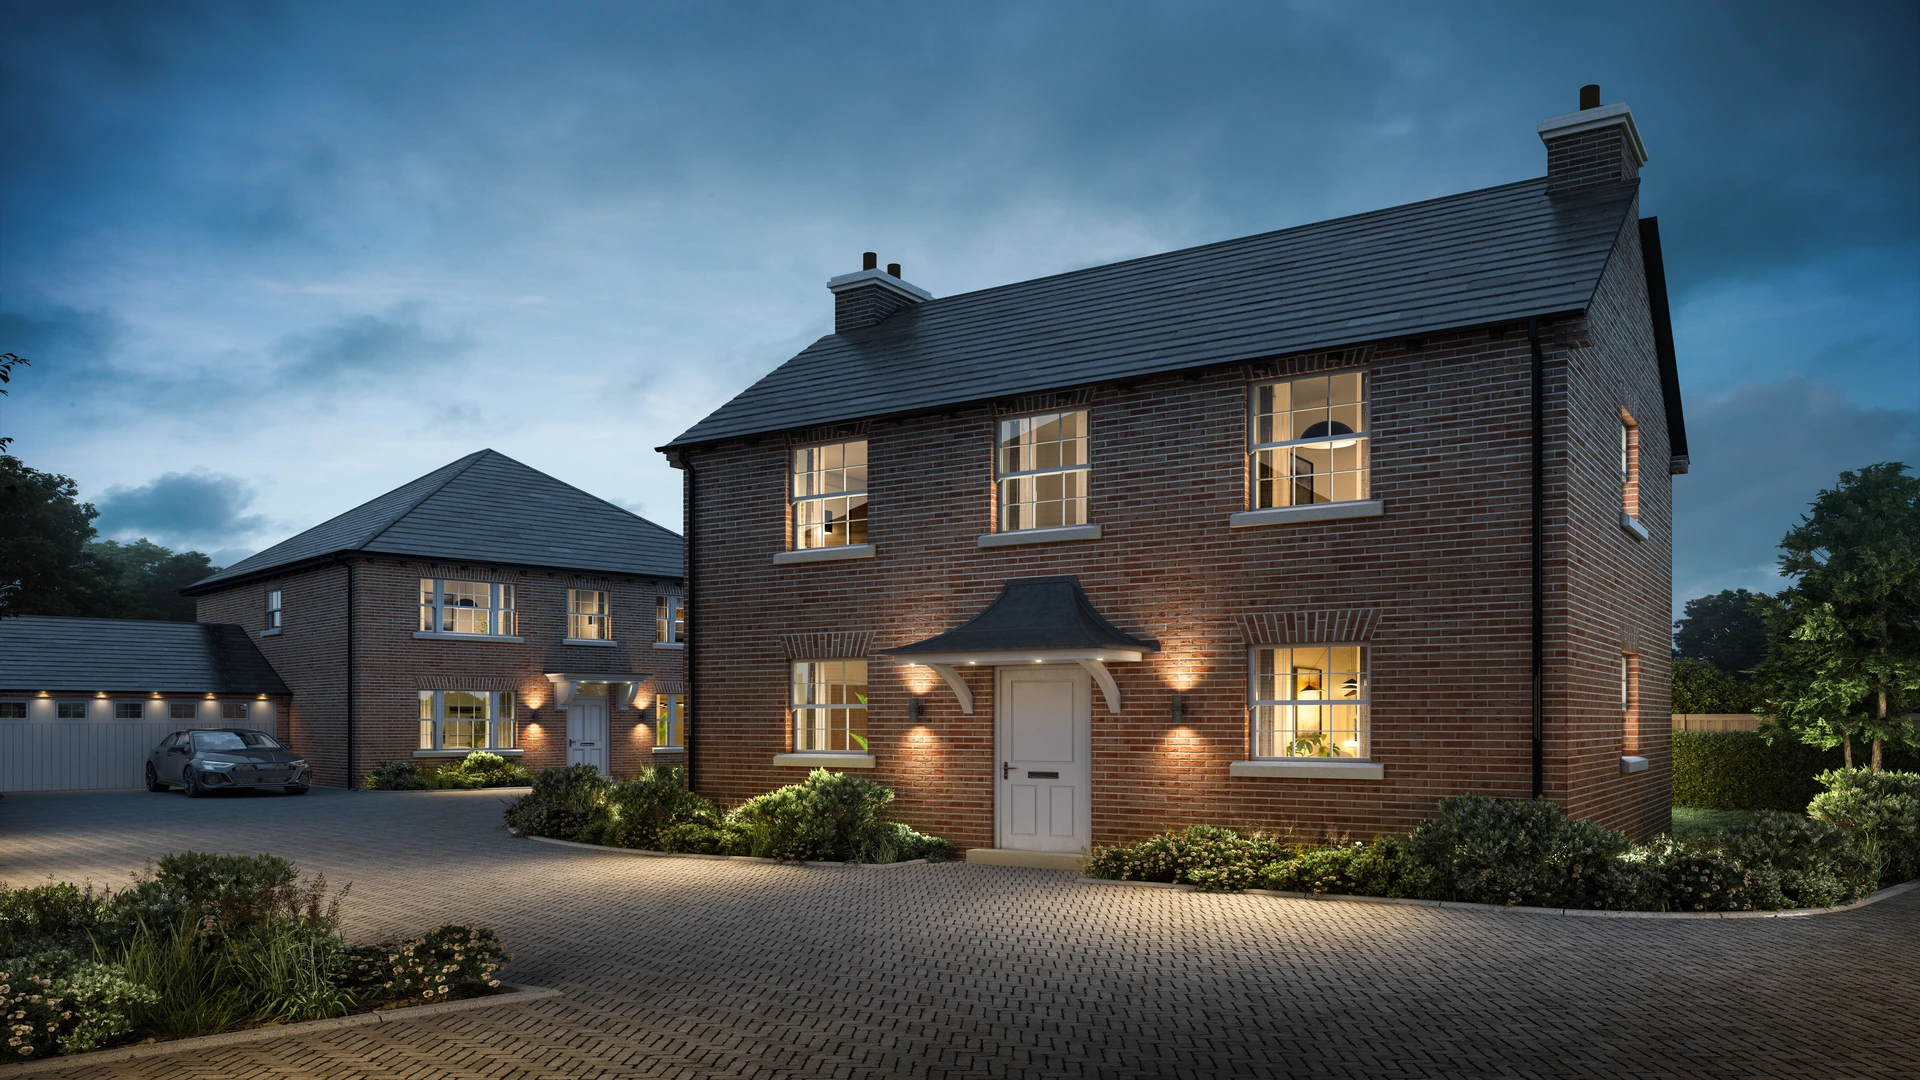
[652, 641, 686, 650]
[1229, 500, 1384, 528]
[773, 544, 876, 565]
[412, 631, 525, 644]
[651, 746, 685, 755]
[259, 627, 282, 637]
[977, 524, 1101, 548]
[413, 749, 525, 758]
[1229, 759, 1385, 780]
[563, 638, 618, 647]
[1620, 513, 1650, 541]
[772, 752, 876, 769]
[1619, 755, 1650, 774]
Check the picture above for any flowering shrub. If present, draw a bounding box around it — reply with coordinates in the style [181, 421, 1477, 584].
[0, 960, 157, 1062]
[341, 925, 508, 1003]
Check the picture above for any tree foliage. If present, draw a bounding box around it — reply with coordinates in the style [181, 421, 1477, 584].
[1671, 657, 1761, 714]
[1757, 462, 1920, 770]
[1672, 588, 1770, 675]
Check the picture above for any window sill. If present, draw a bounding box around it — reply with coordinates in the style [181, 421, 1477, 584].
[413, 749, 525, 758]
[412, 631, 525, 644]
[977, 524, 1101, 548]
[259, 627, 282, 637]
[772, 752, 876, 769]
[773, 544, 875, 565]
[1619, 755, 1650, 774]
[1230, 500, 1384, 528]
[652, 641, 685, 650]
[651, 746, 685, 755]
[563, 637, 618, 647]
[1619, 513, 1650, 542]
[1229, 759, 1384, 780]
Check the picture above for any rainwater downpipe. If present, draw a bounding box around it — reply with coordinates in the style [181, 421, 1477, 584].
[1527, 318, 1546, 800]
[344, 557, 356, 789]
[681, 452, 697, 792]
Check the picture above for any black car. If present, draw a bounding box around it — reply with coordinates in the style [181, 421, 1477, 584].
[146, 729, 311, 797]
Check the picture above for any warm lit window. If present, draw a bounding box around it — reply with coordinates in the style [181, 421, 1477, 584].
[57, 701, 88, 719]
[998, 410, 1089, 531]
[265, 589, 282, 630]
[655, 693, 686, 749]
[1621, 653, 1637, 752]
[114, 701, 144, 719]
[568, 589, 609, 640]
[418, 690, 515, 751]
[419, 579, 517, 636]
[1250, 371, 1369, 508]
[169, 701, 197, 721]
[222, 702, 249, 721]
[1619, 412, 1640, 521]
[655, 594, 686, 644]
[792, 440, 868, 549]
[0, 702, 28, 719]
[791, 660, 868, 753]
[1250, 646, 1369, 759]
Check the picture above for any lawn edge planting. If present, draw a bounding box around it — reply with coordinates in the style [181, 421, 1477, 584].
[0, 983, 561, 1077]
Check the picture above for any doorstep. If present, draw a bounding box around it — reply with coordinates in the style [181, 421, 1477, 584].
[965, 848, 1086, 871]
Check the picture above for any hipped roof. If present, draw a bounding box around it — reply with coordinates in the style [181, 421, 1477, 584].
[0, 617, 290, 695]
[891, 577, 1157, 656]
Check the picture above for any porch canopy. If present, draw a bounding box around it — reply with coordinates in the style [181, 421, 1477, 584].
[887, 576, 1157, 715]
[545, 672, 652, 710]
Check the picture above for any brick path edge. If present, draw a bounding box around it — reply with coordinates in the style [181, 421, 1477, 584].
[0, 984, 562, 1078]
[1077, 875, 1920, 919]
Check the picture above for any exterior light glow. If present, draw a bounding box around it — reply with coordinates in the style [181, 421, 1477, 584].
[1169, 692, 1185, 724]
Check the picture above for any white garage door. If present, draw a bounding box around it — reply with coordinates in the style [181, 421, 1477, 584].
[0, 699, 275, 792]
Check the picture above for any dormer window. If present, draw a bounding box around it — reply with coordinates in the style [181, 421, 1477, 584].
[792, 440, 868, 549]
[1250, 372, 1368, 509]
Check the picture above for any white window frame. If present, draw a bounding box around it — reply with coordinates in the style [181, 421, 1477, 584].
[790, 660, 868, 754]
[996, 409, 1091, 533]
[169, 701, 199, 721]
[417, 578, 519, 639]
[416, 690, 517, 752]
[265, 589, 282, 633]
[655, 594, 686, 647]
[114, 701, 145, 720]
[1248, 370, 1370, 510]
[654, 693, 686, 751]
[1249, 645, 1371, 760]
[791, 439, 870, 551]
[567, 589, 611, 642]
[56, 700, 89, 720]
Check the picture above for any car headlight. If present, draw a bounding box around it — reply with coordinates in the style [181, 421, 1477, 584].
[289, 759, 309, 770]
[200, 760, 238, 771]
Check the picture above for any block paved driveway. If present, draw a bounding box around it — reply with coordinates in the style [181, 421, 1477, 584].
[1, 787, 1915, 1079]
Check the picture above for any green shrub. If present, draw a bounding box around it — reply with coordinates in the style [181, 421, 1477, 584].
[0, 883, 108, 954]
[1705, 810, 1865, 908]
[1261, 836, 1432, 898]
[502, 764, 610, 840]
[434, 752, 532, 789]
[1084, 824, 1290, 889]
[0, 958, 156, 1062]
[722, 769, 891, 861]
[1633, 841, 1757, 912]
[1672, 730, 1920, 812]
[578, 767, 721, 850]
[1807, 768, 1920, 885]
[341, 924, 507, 1003]
[360, 760, 431, 790]
[1405, 795, 1636, 909]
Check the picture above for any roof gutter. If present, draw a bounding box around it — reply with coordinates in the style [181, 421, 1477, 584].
[1527, 317, 1547, 800]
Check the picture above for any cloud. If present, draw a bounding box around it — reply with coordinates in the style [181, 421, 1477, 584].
[272, 304, 470, 386]
[1673, 376, 1919, 612]
[94, 470, 270, 551]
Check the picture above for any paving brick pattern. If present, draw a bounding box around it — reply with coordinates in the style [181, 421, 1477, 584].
[2, 788, 1914, 1079]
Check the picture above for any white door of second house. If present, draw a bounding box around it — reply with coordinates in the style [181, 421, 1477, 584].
[996, 664, 1092, 853]
[566, 699, 608, 775]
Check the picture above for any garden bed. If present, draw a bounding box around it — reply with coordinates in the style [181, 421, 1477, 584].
[522, 833, 934, 867]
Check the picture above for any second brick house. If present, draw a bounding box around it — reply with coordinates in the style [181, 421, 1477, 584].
[661, 87, 1687, 860]
[183, 449, 686, 787]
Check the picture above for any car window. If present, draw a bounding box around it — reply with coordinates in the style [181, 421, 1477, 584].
[236, 730, 281, 748]
[163, 732, 184, 748]
[192, 731, 248, 752]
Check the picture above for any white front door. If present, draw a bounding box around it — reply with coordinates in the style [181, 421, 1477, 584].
[566, 699, 609, 775]
[996, 664, 1092, 853]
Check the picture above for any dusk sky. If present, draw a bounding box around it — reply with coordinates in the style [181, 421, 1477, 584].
[3, 1, 1914, 615]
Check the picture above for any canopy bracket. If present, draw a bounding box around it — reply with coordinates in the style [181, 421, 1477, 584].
[925, 663, 975, 715]
[1076, 658, 1122, 715]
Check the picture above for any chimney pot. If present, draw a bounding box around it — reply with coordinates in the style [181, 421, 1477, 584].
[1580, 84, 1600, 110]
[862, 251, 878, 271]
[887, 262, 901, 277]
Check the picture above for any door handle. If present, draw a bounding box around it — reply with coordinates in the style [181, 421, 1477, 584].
[1002, 761, 1012, 779]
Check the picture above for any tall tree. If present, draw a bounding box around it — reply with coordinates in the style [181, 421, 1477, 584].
[89, 539, 218, 621]
[1672, 588, 1770, 675]
[0, 352, 27, 453]
[1757, 462, 1920, 770]
[0, 455, 105, 616]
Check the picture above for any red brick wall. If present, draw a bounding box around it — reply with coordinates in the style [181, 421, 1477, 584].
[198, 561, 684, 787]
[679, 214, 1675, 846]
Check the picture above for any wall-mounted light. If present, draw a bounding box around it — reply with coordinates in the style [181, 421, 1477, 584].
[528, 709, 541, 722]
[1169, 692, 1186, 724]
[907, 698, 923, 723]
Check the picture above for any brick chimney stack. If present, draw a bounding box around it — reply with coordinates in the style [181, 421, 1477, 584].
[828, 252, 933, 333]
[1538, 84, 1648, 194]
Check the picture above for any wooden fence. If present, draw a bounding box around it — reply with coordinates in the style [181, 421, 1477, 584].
[1672, 713, 1764, 733]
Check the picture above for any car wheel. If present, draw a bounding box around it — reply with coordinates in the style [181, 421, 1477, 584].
[145, 763, 168, 792]
[284, 784, 309, 795]
[184, 772, 205, 798]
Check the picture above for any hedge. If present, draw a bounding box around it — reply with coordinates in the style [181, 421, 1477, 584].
[1673, 731, 1920, 812]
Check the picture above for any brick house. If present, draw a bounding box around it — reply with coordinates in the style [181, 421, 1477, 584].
[660, 88, 1687, 860]
[183, 449, 686, 788]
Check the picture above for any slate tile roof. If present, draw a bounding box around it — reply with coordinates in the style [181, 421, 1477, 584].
[891, 576, 1158, 656]
[666, 177, 1640, 449]
[0, 616, 290, 695]
[184, 450, 682, 594]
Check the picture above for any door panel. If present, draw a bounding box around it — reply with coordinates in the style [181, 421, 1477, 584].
[566, 701, 609, 775]
[996, 665, 1092, 853]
